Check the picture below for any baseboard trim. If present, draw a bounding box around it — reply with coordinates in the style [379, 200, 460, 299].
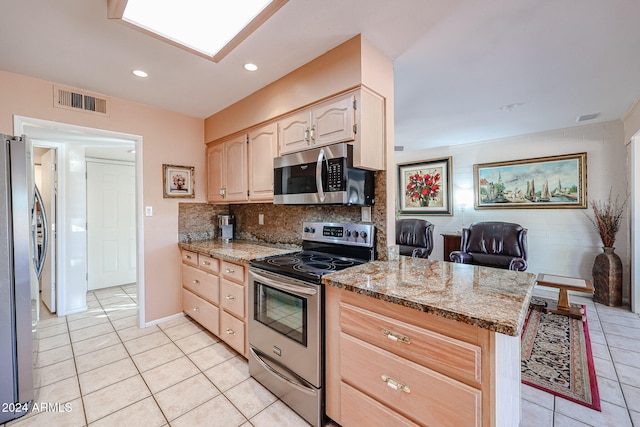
[145, 312, 185, 328]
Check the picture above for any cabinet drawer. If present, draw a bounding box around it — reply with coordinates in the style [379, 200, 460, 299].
[181, 249, 198, 267]
[340, 303, 481, 386]
[220, 310, 245, 355]
[198, 254, 219, 274]
[340, 381, 419, 427]
[182, 264, 219, 304]
[340, 333, 481, 427]
[183, 289, 219, 335]
[221, 279, 245, 318]
[221, 261, 245, 284]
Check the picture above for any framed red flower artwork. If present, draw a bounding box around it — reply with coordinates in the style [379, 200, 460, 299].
[398, 157, 452, 215]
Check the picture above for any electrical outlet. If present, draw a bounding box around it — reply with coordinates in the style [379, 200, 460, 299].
[145, 206, 153, 217]
[361, 206, 371, 222]
[258, 213, 264, 225]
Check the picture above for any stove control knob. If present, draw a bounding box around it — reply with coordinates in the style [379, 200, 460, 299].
[353, 231, 360, 238]
[304, 227, 310, 233]
[310, 227, 315, 233]
[360, 231, 368, 240]
[345, 230, 352, 237]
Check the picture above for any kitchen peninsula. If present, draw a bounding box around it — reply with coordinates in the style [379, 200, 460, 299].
[323, 256, 536, 427]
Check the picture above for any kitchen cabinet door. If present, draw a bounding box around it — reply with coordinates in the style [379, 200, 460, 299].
[312, 92, 355, 148]
[279, 110, 311, 154]
[248, 123, 277, 200]
[224, 137, 249, 202]
[207, 143, 225, 203]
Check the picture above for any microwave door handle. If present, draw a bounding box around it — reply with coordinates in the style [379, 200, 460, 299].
[316, 148, 326, 202]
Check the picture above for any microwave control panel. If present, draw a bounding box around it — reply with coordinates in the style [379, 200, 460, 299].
[326, 159, 344, 191]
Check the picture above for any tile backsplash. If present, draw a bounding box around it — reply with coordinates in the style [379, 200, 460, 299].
[178, 171, 388, 259]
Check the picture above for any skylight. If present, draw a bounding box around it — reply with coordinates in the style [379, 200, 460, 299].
[108, 0, 287, 62]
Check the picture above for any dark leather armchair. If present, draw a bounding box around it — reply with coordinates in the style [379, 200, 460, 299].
[396, 219, 434, 258]
[449, 221, 528, 271]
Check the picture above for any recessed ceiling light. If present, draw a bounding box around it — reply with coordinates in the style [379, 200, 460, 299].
[244, 63, 258, 71]
[132, 70, 148, 78]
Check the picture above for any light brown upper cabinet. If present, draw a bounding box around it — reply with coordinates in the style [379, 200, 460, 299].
[248, 123, 278, 201]
[278, 88, 384, 170]
[207, 135, 249, 203]
[279, 92, 354, 154]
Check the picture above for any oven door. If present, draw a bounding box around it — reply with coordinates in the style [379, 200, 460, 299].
[248, 268, 321, 388]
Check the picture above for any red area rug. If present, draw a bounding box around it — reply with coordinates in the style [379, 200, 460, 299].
[521, 301, 601, 411]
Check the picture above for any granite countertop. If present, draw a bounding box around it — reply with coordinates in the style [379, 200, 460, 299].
[179, 240, 300, 264]
[322, 256, 536, 336]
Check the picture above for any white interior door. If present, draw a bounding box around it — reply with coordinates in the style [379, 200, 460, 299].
[87, 161, 136, 290]
[40, 149, 56, 312]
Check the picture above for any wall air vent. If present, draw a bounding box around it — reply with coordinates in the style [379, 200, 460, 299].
[53, 85, 109, 116]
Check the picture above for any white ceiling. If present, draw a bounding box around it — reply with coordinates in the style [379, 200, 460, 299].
[2, 0, 639, 152]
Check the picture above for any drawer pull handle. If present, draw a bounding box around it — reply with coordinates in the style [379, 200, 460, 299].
[225, 295, 235, 300]
[381, 374, 410, 394]
[381, 328, 411, 344]
[193, 280, 200, 285]
[201, 260, 211, 266]
[226, 328, 236, 335]
[226, 269, 235, 274]
[192, 306, 200, 313]
[184, 255, 192, 260]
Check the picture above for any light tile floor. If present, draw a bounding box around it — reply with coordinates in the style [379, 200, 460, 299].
[521, 295, 640, 427]
[3, 288, 640, 426]
[4, 285, 309, 427]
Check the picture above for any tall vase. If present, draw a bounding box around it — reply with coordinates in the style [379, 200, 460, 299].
[592, 246, 623, 306]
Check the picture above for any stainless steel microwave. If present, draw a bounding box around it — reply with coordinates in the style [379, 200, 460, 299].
[273, 143, 375, 205]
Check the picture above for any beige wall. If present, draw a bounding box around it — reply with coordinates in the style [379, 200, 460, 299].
[396, 121, 631, 303]
[0, 70, 204, 323]
[625, 97, 640, 143]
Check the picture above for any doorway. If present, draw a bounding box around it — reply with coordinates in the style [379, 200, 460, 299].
[33, 146, 57, 314]
[86, 159, 136, 290]
[14, 116, 145, 327]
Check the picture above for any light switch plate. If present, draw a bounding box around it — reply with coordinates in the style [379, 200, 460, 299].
[145, 206, 153, 217]
[361, 206, 372, 222]
[258, 213, 264, 225]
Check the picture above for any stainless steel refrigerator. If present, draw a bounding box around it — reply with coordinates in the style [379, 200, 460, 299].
[0, 134, 45, 423]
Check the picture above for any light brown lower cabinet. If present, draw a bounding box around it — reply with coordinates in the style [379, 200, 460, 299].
[181, 249, 248, 357]
[325, 285, 521, 427]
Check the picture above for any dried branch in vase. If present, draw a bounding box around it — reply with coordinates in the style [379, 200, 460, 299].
[586, 188, 627, 248]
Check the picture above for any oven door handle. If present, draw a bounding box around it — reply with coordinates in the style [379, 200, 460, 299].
[316, 147, 326, 203]
[251, 272, 317, 296]
[249, 347, 317, 396]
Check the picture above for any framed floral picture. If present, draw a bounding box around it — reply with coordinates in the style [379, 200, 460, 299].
[398, 157, 452, 215]
[163, 164, 195, 198]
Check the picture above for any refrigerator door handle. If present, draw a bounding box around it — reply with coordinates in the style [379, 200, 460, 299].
[32, 185, 47, 279]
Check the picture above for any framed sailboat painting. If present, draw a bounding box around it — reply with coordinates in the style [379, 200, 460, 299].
[473, 153, 587, 209]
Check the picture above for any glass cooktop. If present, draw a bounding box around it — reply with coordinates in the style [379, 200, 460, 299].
[249, 250, 367, 284]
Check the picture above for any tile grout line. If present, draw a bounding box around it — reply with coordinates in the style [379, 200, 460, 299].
[86, 286, 168, 427]
[155, 318, 256, 426]
[594, 302, 636, 425]
[63, 302, 89, 427]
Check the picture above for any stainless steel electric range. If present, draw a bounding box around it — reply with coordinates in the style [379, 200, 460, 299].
[248, 221, 375, 427]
